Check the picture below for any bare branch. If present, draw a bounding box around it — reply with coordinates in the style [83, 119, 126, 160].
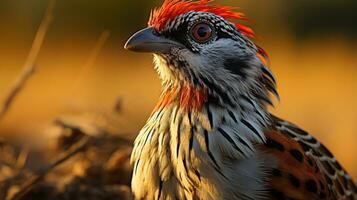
[0, 0, 56, 120]
[15, 146, 29, 170]
[70, 30, 111, 96]
[83, 30, 111, 71]
[9, 136, 91, 200]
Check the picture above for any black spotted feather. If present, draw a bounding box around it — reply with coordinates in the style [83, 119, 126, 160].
[268, 115, 357, 200]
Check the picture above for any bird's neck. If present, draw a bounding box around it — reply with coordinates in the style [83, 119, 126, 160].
[131, 84, 272, 199]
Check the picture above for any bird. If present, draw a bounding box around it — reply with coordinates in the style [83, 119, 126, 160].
[124, 0, 357, 199]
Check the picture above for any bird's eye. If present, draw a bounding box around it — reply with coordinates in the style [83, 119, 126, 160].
[190, 22, 215, 44]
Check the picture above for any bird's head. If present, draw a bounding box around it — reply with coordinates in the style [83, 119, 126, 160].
[125, 0, 278, 110]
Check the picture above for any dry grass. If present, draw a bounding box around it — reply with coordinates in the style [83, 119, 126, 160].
[0, 1, 133, 199]
[0, 119, 133, 200]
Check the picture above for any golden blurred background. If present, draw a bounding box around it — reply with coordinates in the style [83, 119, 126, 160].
[0, 0, 356, 179]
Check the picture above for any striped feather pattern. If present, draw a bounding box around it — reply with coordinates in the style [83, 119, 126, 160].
[131, 96, 273, 199]
[266, 116, 357, 200]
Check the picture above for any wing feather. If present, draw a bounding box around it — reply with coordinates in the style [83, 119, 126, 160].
[264, 115, 357, 200]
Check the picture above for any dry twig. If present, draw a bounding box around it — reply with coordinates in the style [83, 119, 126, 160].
[0, 0, 56, 120]
[69, 30, 111, 99]
[9, 136, 92, 200]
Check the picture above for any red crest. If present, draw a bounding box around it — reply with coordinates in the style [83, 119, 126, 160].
[148, 0, 255, 38]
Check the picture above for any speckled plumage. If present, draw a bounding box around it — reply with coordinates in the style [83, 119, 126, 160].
[125, 0, 357, 199]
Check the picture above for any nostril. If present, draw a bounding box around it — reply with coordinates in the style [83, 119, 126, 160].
[152, 28, 160, 36]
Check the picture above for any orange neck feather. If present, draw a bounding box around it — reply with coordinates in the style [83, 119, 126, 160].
[152, 85, 208, 114]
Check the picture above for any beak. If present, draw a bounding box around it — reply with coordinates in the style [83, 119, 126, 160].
[124, 27, 183, 53]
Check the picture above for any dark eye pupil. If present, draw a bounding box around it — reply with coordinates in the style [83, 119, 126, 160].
[197, 26, 209, 38]
[190, 22, 214, 43]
